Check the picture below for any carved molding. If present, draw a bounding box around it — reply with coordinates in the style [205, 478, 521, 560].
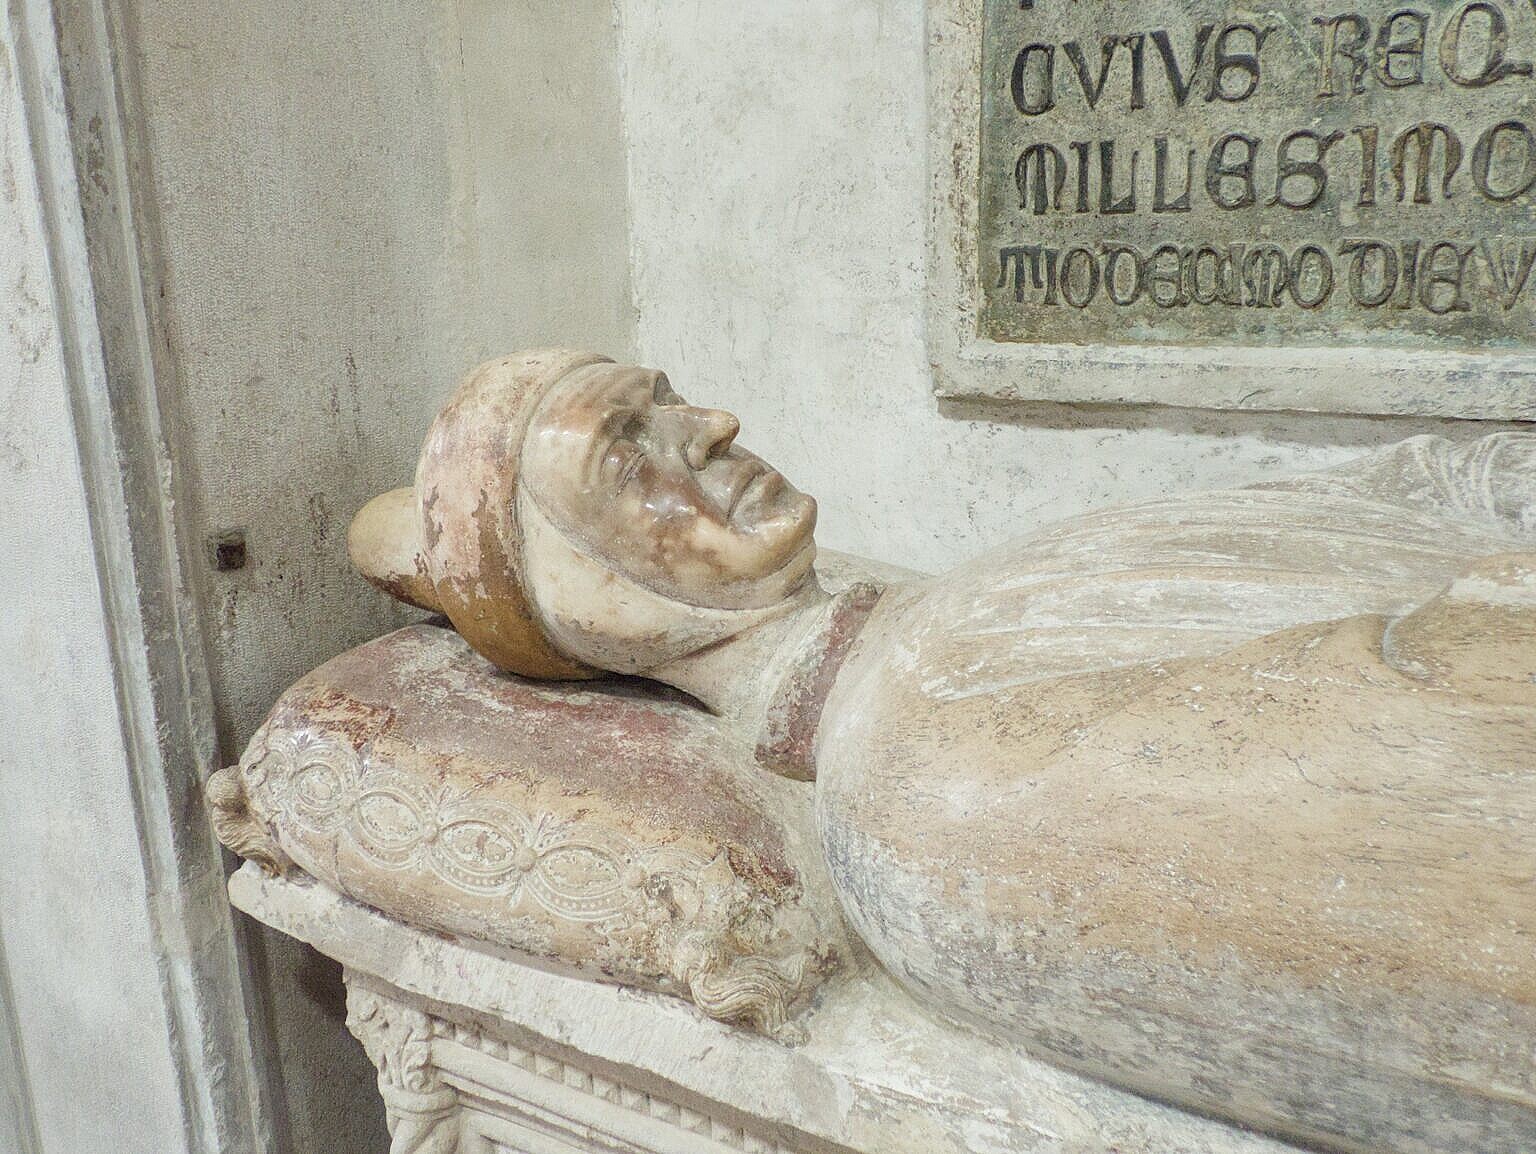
[413, 989, 800, 1154]
[6, 0, 282, 1144]
[344, 985, 459, 1154]
[924, 0, 1536, 419]
[247, 729, 718, 920]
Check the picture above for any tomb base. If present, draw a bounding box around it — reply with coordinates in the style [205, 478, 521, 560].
[228, 863, 1302, 1154]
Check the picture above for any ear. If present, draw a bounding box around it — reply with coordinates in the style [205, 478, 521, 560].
[347, 487, 442, 612]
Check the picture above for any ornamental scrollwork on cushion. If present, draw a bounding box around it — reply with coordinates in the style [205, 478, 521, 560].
[241, 729, 717, 921]
[239, 729, 826, 1037]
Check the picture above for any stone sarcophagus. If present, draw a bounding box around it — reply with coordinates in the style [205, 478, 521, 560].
[212, 351, 1536, 1154]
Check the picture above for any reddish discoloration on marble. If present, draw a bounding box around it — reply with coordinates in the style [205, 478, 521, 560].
[416, 352, 606, 679]
[258, 349, 1536, 1154]
[521, 362, 817, 612]
[235, 624, 846, 1034]
[821, 533, 1536, 1153]
[281, 628, 799, 887]
[755, 582, 882, 781]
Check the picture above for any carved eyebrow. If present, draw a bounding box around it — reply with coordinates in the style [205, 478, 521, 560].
[584, 375, 654, 463]
[585, 391, 647, 481]
[588, 409, 626, 472]
[582, 409, 619, 487]
[599, 393, 647, 440]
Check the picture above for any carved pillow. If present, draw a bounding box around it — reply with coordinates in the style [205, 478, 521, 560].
[227, 624, 844, 1036]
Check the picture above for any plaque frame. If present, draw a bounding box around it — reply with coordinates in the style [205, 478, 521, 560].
[926, 0, 1536, 420]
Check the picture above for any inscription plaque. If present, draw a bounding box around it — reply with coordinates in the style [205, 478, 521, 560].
[978, 0, 1536, 355]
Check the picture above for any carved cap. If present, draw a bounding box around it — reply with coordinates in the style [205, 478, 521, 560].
[414, 350, 611, 679]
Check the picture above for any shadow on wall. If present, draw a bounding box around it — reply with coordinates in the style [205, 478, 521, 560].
[240, 913, 389, 1153]
[938, 395, 1531, 450]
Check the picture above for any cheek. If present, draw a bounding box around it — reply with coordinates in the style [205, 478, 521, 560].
[639, 479, 713, 526]
[610, 469, 721, 564]
[628, 492, 764, 584]
[588, 465, 807, 591]
[668, 509, 806, 591]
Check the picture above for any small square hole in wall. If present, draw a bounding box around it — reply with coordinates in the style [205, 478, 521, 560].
[208, 528, 247, 572]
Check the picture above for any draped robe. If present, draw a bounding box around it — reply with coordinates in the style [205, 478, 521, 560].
[815, 434, 1536, 1154]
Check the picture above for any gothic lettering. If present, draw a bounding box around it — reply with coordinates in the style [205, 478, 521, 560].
[981, 0, 1536, 347]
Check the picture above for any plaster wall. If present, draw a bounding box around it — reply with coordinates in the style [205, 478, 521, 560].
[0, 11, 187, 1151]
[113, 0, 632, 1148]
[614, 2, 1517, 575]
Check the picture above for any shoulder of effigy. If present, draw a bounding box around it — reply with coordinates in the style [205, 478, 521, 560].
[818, 567, 1437, 724]
[933, 488, 1511, 580]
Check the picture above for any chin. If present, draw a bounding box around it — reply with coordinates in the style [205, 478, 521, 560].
[759, 528, 818, 596]
[704, 495, 817, 606]
[749, 495, 817, 564]
[779, 490, 817, 537]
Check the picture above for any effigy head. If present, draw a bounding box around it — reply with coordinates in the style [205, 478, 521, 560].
[348, 350, 818, 678]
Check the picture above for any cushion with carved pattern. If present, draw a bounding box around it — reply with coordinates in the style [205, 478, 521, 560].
[208, 623, 845, 1036]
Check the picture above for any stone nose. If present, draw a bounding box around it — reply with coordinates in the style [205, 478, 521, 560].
[678, 406, 740, 469]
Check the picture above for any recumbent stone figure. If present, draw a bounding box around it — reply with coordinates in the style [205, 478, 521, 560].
[211, 349, 1536, 1154]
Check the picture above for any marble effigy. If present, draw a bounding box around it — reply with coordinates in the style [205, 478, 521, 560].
[211, 350, 1536, 1154]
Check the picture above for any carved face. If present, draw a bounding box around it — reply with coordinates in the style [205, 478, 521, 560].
[522, 363, 817, 609]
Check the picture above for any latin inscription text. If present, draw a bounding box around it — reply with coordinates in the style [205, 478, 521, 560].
[979, 0, 1536, 347]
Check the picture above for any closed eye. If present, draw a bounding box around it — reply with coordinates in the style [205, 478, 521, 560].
[616, 445, 644, 492]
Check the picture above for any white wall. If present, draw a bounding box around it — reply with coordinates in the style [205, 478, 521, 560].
[114, 0, 633, 1148]
[614, 2, 1508, 576]
[0, 7, 193, 1149]
[125, 0, 632, 755]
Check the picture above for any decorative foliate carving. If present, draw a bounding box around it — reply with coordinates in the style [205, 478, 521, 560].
[344, 984, 459, 1154]
[205, 764, 290, 877]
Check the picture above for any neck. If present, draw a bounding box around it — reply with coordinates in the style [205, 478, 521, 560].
[650, 577, 882, 781]
[650, 581, 834, 725]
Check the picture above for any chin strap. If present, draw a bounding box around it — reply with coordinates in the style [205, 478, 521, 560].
[753, 582, 883, 781]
